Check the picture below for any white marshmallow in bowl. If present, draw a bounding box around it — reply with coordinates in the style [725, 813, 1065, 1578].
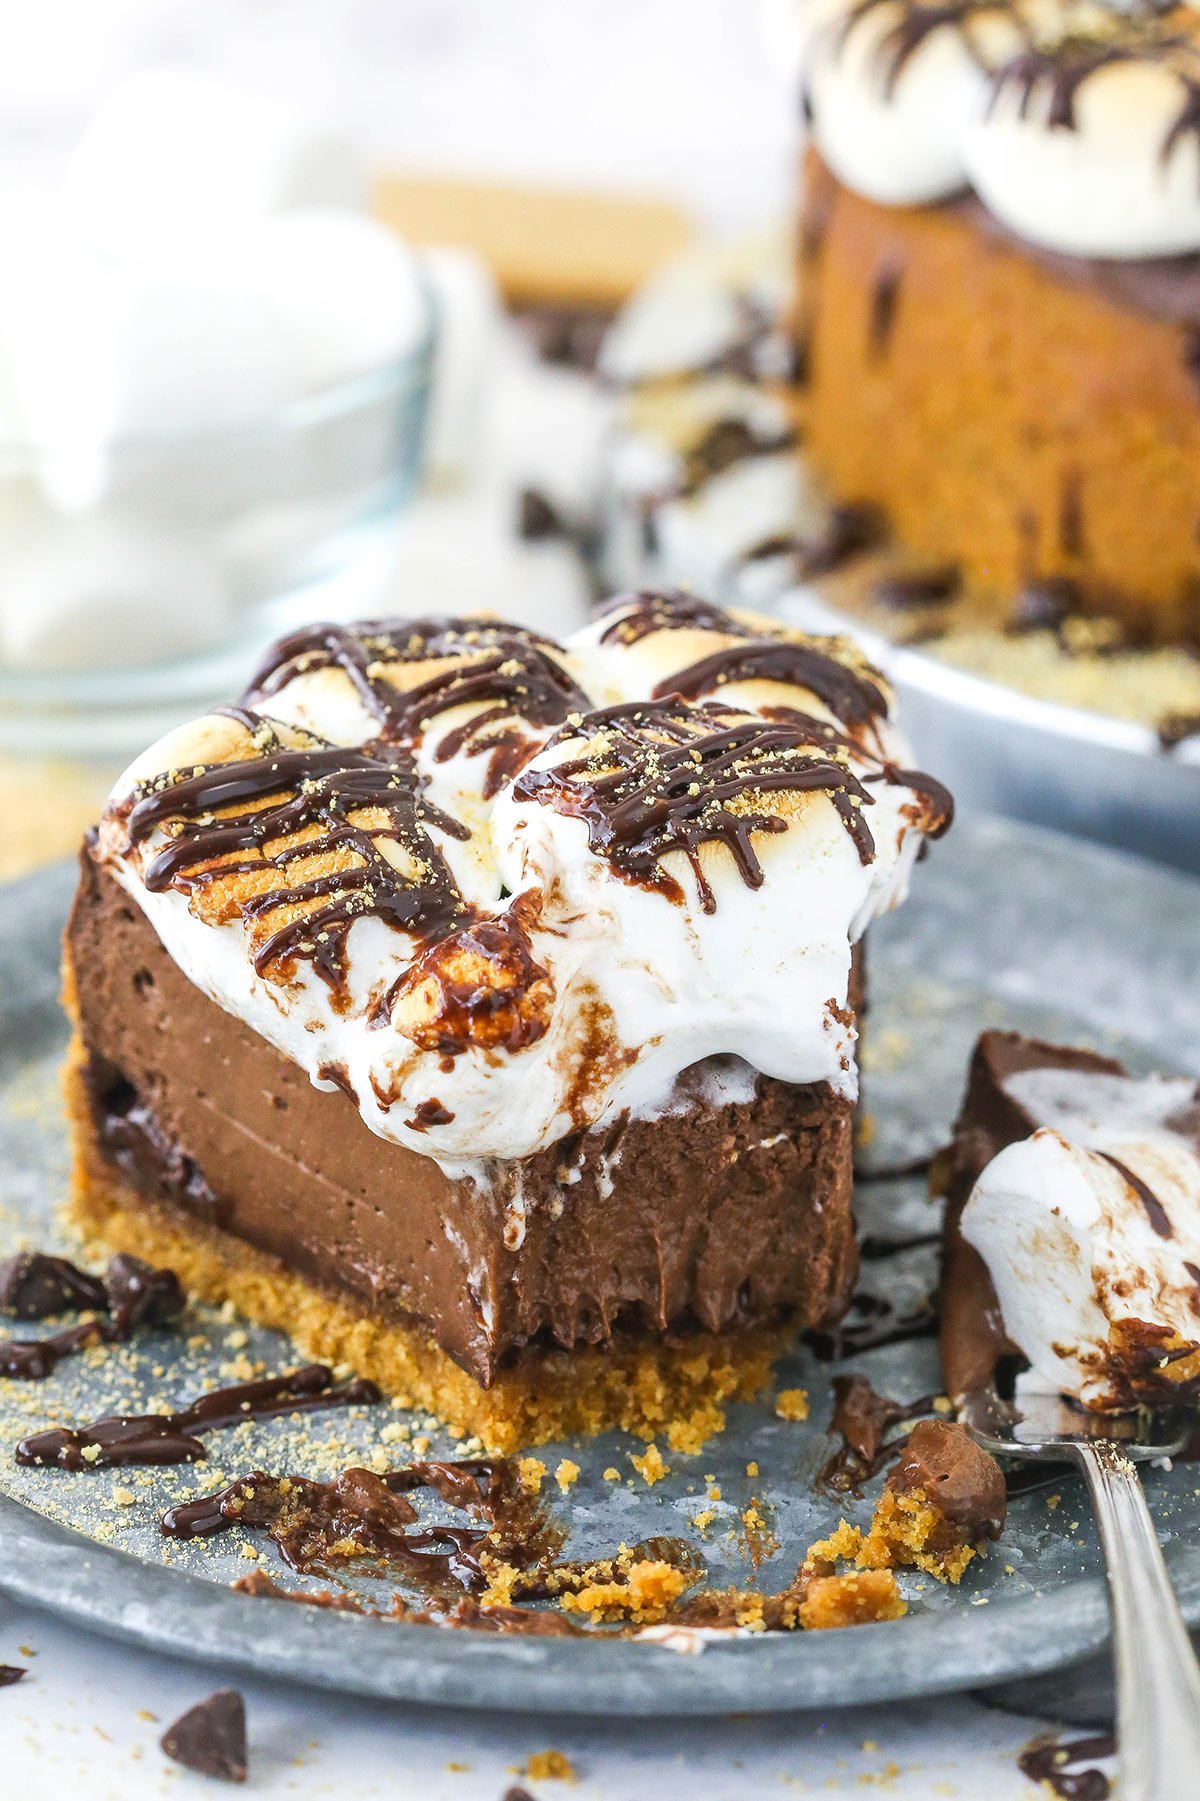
[64, 67, 366, 261]
[0, 514, 233, 672]
[0, 210, 307, 514]
[245, 210, 430, 506]
[250, 209, 429, 390]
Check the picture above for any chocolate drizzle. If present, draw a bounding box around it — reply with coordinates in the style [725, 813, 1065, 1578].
[988, 19, 1200, 172]
[1018, 1732, 1114, 1801]
[841, 0, 1018, 97]
[0, 1250, 184, 1381]
[164, 1456, 562, 1599]
[808, 1288, 941, 1361]
[0, 1251, 107, 1319]
[596, 590, 756, 647]
[652, 639, 889, 735]
[1099, 1151, 1174, 1239]
[126, 740, 470, 993]
[513, 699, 879, 910]
[678, 417, 798, 498]
[816, 1373, 941, 1494]
[16, 1363, 380, 1469]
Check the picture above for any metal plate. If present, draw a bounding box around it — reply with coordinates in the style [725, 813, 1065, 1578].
[1, 820, 1199, 1715]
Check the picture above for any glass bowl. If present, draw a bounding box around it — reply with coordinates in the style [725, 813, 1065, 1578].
[0, 286, 435, 764]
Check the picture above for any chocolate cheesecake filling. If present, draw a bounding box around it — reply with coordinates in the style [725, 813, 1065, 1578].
[68, 847, 857, 1388]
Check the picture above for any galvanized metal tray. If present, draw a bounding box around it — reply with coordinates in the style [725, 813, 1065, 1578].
[1, 820, 1199, 1714]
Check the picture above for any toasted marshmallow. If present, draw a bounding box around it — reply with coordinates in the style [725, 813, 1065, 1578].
[99, 601, 947, 1173]
[966, 17, 1200, 258]
[961, 1120, 1200, 1409]
[806, 0, 1025, 204]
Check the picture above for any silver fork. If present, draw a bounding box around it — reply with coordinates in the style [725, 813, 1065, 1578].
[960, 1384, 1200, 1801]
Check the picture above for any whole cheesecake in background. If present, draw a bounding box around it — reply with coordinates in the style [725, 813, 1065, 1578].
[799, 0, 1200, 647]
[63, 594, 950, 1453]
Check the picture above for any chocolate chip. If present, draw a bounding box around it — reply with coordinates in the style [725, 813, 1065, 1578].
[160, 1689, 247, 1783]
[1006, 577, 1079, 635]
[518, 489, 569, 542]
[0, 1666, 26, 1687]
[872, 566, 960, 611]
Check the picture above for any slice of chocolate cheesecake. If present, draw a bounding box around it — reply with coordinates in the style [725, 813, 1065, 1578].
[65, 594, 950, 1451]
[939, 1030, 1200, 1410]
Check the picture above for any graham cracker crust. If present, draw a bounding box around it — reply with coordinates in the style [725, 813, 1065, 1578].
[62, 1038, 786, 1456]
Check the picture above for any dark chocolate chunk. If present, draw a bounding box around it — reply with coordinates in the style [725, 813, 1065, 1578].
[0, 1252, 106, 1320]
[160, 1689, 247, 1784]
[105, 1253, 185, 1337]
[0, 1665, 26, 1687]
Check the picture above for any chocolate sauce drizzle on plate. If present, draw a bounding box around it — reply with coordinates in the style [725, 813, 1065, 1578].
[513, 698, 879, 911]
[1018, 1731, 1114, 1801]
[16, 1363, 379, 1469]
[808, 1287, 941, 1362]
[816, 1373, 942, 1494]
[0, 1250, 184, 1381]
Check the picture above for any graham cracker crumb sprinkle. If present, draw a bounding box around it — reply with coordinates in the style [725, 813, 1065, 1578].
[774, 1387, 810, 1422]
[629, 1443, 670, 1486]
[517, 1456, 547, 1495]
[523, 1749, 578, 1783]
[555, 1458, 581, 1494]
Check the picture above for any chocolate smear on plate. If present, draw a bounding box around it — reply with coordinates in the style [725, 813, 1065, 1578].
[1018, 1730, 1114, 1800]
[816, 1373, 941, 1495]
[807, 1288, 940, 1361]
[16, 1363, 379, 1469]
[161, 1689, 247, 1785]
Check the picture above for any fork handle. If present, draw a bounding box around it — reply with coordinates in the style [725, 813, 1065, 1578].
[1072, 1440, 1200, 1801]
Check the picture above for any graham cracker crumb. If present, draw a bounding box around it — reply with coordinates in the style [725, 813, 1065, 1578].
[523, 1749, 578, 1783]
[798, 1569, 907, 1630]
[560, 1560, 688, 1626]
[774, 1387, 810, 1422]
[517, 1457, 547, 1495]
[629, 1443, 670, 1485]
[555, 1458, 581, 1494]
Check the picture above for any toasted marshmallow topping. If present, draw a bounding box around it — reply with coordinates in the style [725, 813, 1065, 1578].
[960, 1065, 1200, 1407]
[965, 13, 1200, 257]
[807, 0, 1025, 204]
[100, 597, 949, 1173]
[804, 0, 1200, 259]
